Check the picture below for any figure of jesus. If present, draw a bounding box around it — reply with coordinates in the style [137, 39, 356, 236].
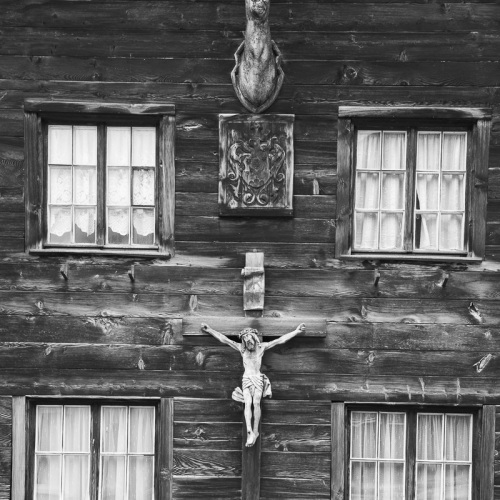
[201, 322, 305, 447]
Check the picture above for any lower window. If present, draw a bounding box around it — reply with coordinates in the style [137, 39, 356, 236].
[32, 401, 156, 500]
[349, 408, 474, 500]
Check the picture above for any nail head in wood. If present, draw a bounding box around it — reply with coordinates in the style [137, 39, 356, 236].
[60, 263, 68, 280]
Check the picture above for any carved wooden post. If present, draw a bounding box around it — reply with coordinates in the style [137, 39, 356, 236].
[242, 252, 265, 317]
[241, 418, 261, 500]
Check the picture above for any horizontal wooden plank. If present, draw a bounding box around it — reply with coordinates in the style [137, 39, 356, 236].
[1, 343, 500, 377]
[2, 55, 500, 86]
[172, 477, 240, 500]
[260, 478, 330, 499]
[174, 422, 241, 450]
[3, 369, 500, 403]
[2, 28, 500, 62]
[3, 292, 500, 324]
[261, 452, 330, 480]
[2, 2, 499, 32]
[175, 216, 335, 244]
[175, 398, 242, 423]
[339, 106, 491, 120]
[176, 193, 336, 219]
[261, 423, 330, 453]
[0, 81, 498, 116]
[260, 400, 331, 425]
[173, 450, 241, 476]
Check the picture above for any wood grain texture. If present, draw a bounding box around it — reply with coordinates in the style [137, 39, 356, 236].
[331, 403, 345, 500]
[11, 397, 23, 500]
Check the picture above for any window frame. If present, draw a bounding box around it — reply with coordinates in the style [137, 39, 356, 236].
[333, 403, 496, 500]
[24, 100, 176, 258]
[24, 398, 172, 500]
[336, 107, 492, 262]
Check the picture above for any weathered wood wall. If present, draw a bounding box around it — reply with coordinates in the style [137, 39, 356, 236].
[1, 0, 500, 497]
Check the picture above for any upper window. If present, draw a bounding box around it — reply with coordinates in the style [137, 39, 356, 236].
[24, 101, 175, 257]
[349, 408, 474, 500]
[336, 107, 492, 261]
[32, 402, 156, 500]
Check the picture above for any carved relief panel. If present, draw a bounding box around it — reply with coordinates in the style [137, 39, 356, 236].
[219, 114, 294, 216]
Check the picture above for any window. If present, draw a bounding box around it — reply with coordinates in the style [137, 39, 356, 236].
[336, 107, 492, 261]
[31, 402, 156, 500]
[348, 408, 475, 500]
[24, 101, 175, 257]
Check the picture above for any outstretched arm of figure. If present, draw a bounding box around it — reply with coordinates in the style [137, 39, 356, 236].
[201, 323, 241, 352]
[264, 323, 305, 351]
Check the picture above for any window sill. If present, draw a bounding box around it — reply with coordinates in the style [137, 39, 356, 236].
[29, 248, 171, 259]
[341, 253, 482, 263]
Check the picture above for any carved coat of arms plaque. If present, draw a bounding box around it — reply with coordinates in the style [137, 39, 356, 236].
[219, 114, 294, 216]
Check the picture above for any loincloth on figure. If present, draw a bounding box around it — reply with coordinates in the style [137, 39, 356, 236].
[232, 374, 272, 403]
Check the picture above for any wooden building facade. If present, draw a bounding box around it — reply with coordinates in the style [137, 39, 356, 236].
[0, 0, 500, 498]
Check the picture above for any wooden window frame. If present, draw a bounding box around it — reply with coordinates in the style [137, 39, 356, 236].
[330, 403, 495, 500]
[19, 397, 173, 500]
[336, 107, 492, 262]
[24, 100, 176, 258]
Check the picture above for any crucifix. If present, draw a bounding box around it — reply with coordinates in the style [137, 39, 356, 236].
[201, 322, 305, 447]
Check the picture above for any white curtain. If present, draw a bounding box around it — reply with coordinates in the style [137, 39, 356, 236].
[355, 132, 405, 250]
[416, 414, 471, 500]
[350, 412, 405, 500]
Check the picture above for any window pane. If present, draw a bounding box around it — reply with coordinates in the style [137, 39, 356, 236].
[49, 207, 72, 244]
[416, 463, 442, 500]
[357, 131, 381, 170]
[442, 133, 466, 171]
[132, 208, 155, 245]
[73, 126, 97, 166]
[379, 413, 405, 459]
[129, 407, 155, 453]
[64, 406, 90, 452]
[37, 406, 63, 452]
[381, 173, 404, 210]
[355, 213, 379, 250]
[441, 174, 465, 211]
[380, 213, 403, 250]
[132, 127, 156, 167]
[416, 174, 439, 211]
[101, 407, 127, 453]
[107, 167, 130, 206]
[36, 455, 62, 500]
[128, 456, 154, 500]
[49, 166, 72, 205]
[74, 167, 97, 205]
[440, 214, 464, 252]
[445, 415, 471, 462]
[74, 207, 96, 244]
[417, 414, 443, 461]
[379, 462, 405, 500]
[356, 172, 379, 209]
[415, 213, 438, 251]
[48, 125, 72, 165]
[132, 168, 155, 206]
[445, 465, 470, 500]
[108, 208, 130, 245]
[107, 127, 131, 166]
[417, 133, 441, 171]
[101, 456, 126, 500]
[383, 132, 406, 170]
[351, 461, 376, 500]
[63, 455, 89, 500]
[351, 412, 377, 459]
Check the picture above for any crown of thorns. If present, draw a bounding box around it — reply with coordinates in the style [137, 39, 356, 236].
[239, 328, 260, 344]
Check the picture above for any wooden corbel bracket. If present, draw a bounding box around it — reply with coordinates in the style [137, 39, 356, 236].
[242, 252, 265, 317]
